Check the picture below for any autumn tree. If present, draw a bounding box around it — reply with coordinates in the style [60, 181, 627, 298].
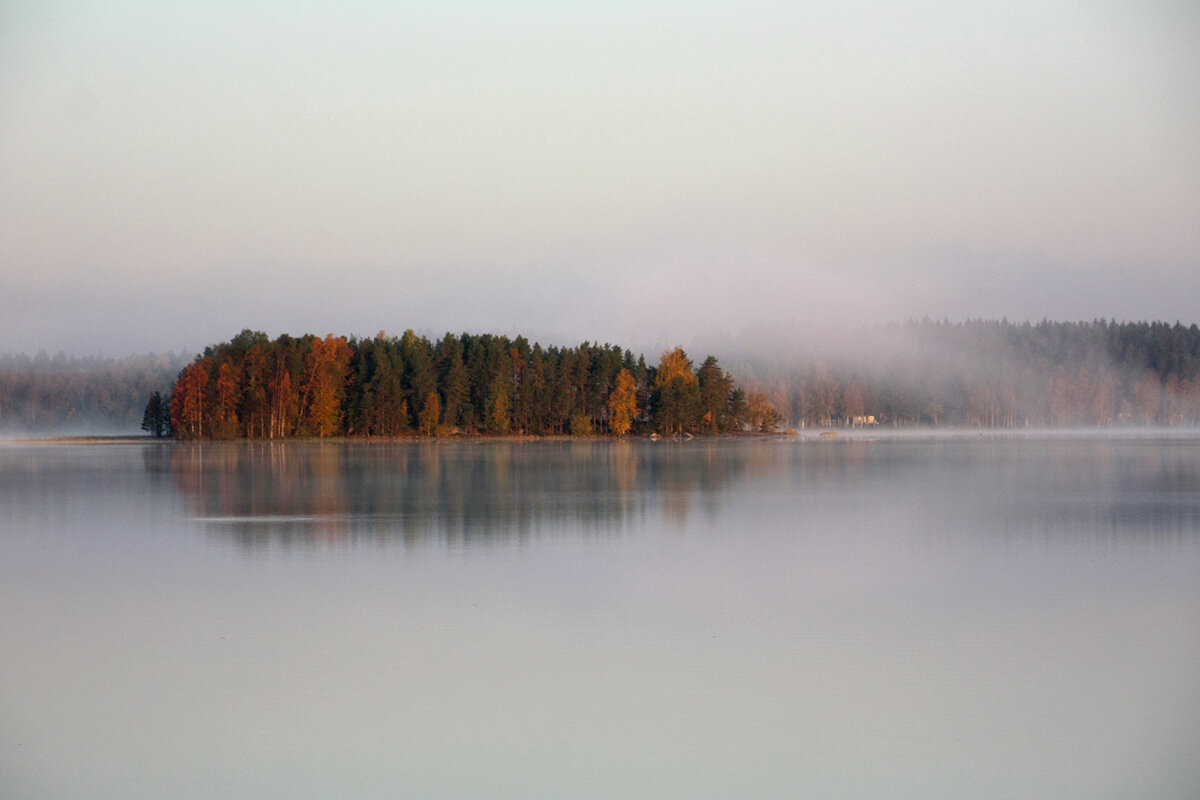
[419, 391, 441, 436]
[654, 347, 700, 435]
[607, 368, 638, 435]
[745, 392, 781, 432]
[268, 367, 298, 439]
[569, 411, 593, 436]
[301, 334, 352, 436]
[214, 361, 241, 439]
[170, 361, 209, 440]
[240, 343, 269, 438]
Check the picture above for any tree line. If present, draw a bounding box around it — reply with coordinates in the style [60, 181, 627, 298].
[164, 329, 764, 440]
[730, 319, 1200, 428]
[5, 319, 1199, 437]
[0, 351, 189, 435]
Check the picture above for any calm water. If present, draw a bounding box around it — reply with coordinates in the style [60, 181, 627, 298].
[2, 434, 1199, 799]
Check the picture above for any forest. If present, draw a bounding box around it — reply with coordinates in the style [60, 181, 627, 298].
[159, 329, 763, 440]
[730, 319, 1200, 428]
[2, 320, 1199, 438]
[0, 351, 188, 435]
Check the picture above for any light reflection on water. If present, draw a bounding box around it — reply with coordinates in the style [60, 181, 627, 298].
[2, 435, 1199, 799]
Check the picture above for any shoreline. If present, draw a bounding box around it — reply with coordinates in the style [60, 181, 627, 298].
[5, 431, 798, 445]
[3, 435, 159, 445]
[5, 427, 1200, 446]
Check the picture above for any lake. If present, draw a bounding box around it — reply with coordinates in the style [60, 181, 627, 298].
[2, 434, 1199, 799]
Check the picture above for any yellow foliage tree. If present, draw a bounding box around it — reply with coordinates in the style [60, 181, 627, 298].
[607, 368, 638, 435]
[655, 347, 700, 434]
[746, 392, 781, 432]
[655, 347, 697, 389]
[419, 391, 441, 436]
[570, 411, 593, 436]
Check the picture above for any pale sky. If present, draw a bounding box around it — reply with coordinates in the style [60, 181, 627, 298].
[2, 1, 1198, 356]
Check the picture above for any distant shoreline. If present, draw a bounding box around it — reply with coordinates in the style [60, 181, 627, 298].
[4, 435, 158, 445]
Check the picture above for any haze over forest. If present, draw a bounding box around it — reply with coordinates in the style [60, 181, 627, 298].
[3, 319, 1199, 436]
[2, 2, 1198, 359]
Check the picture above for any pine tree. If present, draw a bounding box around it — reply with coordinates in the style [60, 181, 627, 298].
[141, 391, 170, 438]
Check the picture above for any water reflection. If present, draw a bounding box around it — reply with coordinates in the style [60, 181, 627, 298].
[908, 439, 1200, 542]
[7, 436, 1198, 799]
[149, 440, 759, 548]
[144, 437, 1200, 549]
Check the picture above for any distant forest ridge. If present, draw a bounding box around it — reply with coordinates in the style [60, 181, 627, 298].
[1, 319, 1198, 436]
[730, 318, 1200, 427]
[0, 351, 190, 434]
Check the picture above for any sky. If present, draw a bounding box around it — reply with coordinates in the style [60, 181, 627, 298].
[1, 0, 1198, 357]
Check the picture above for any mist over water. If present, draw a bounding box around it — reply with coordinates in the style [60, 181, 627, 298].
[147, 436, 1200, 546]
[709, 320, 1200, 429]
[0, 420, 143, 439]
[3, 435, 1198, 799]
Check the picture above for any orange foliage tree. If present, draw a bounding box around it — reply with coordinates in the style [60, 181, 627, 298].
[170, 361, 209, 440]
[301, 335, 353, 437]
[214, 361, 241, 439]
[607, 368, 638, 435]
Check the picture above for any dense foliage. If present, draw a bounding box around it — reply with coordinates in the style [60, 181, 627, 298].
[731, 319, 1200, 428]
[166, 330, 750, 440]
[0, 351, 188, 434]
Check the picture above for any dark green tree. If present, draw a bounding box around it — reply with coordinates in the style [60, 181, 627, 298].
[141, 391, 171, 438]
[436, 333, 469, 430]
[697, 355, 735, 432]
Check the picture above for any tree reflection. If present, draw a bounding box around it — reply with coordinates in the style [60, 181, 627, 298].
[159, 440, 755, 548]
[150, 436, 1200, 550]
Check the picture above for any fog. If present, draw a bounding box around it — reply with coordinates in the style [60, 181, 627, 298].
[0, 420, 144, 440]
[1, 2, 1198, 357]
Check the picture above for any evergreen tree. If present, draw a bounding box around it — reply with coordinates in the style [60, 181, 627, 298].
[141, 391, 170, 438]
[436, 334, 469, 430]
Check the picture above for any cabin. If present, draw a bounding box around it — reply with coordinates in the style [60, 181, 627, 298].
[849, 415, 878, 428]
